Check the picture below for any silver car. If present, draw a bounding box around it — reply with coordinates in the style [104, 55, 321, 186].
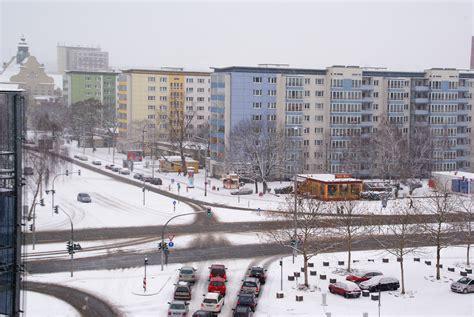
[451, 276, 474, 294]
[77, 193, 92, 203]
[178, 266, 197, 284]
[167, 300, 189, 317]
[240, 276, 261, 296]
[231, 188, 253, 195]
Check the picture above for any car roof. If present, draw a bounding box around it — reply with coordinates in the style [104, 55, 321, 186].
[211, 264, 225, 268]
[210, 277, 226, 282]
[181, 266, 195, 270]
[244, 276, 259, 282]
[78, 192, 89, 195]
[177, 281, 190, 286]
[251, 266, 264, 270]
[205, 292, 220, 299]
[238, 293, 254, 298]
[170, 300, 187, 304]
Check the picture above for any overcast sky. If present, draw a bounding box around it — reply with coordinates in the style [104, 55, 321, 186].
[0, 0, 473, 73]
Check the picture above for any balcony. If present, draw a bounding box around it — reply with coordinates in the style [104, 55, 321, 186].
[414, 85, 429, 92]
[458, 97, 469, 104]
[458, 85, 470, 92]
[414, 97, 429, 104]
[414, 109, 429, 115]
[361, 84, 373, 91]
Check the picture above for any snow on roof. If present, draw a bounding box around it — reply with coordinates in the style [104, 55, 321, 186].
[160, 156, 197, 162]
[298, 173, 362, 183]
[0, 83, 23, 92]
[0, 58, 23, 83]
[432, 171, 474, 180]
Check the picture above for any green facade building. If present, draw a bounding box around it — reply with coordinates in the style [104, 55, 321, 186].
[63, 70, 118, 107]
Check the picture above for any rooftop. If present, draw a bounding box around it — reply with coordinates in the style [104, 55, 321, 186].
[298, 173, 362, 183]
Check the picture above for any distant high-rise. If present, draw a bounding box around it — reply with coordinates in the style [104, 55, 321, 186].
[471, 36, 474, 69]
[57, 45, 109, 74]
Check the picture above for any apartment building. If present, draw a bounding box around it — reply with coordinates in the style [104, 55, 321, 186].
[57, 45, 109, 74]
[63, 70, 118, 107]
[117, 68, 211, 148]
[209, 66, 474, 178]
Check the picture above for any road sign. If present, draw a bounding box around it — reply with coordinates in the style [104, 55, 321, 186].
[173, 200, 176, 206]
[168, 235, 175, 241]
[168, 241, 175, 248]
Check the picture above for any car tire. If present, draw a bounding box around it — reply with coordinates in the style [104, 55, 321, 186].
[344, 293, 348, 298]
[463, 288, 468, 294]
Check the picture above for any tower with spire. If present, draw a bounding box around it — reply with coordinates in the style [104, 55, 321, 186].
[16, 34, 30, 64]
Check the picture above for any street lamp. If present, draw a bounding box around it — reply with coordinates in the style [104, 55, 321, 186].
[46, 169, 81, 216]
[56, 205, 78, 277]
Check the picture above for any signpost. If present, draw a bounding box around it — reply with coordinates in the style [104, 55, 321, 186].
[173, 200, 176, 212]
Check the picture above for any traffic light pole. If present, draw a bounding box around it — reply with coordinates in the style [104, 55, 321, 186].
[160, 209, 211, 271]
[46, 170, 81, 216]
[58, 206, 74, 277]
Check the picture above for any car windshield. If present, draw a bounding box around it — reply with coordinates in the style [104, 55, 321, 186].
[170, 303, 185, 310]
[210, 281, 224, 287]
[243, 281, 256, 287]
[238, 295, 253, 304]
[251, 269, 263, 275]
[211, 268, 225, 275]
[203, 299, 217, 304]
[181, 269, 194, 274]
[457, 277, 471, 284]
[176, 287, 189, 292]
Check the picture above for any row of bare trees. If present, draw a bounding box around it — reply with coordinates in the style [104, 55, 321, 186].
[264, 184, 472, 294]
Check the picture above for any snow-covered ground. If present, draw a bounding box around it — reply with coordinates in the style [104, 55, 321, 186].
[24, 291, 79, 317]
[26, 246, 473, 316]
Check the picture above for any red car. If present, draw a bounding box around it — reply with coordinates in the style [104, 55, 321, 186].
[328, 281, 361, 298]
[208, 277, 226, 295]
[209, 264, 227, 281]
[346, 271, 382, 283]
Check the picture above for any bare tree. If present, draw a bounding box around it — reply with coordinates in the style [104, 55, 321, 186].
[264, 196, 333, 287]
[456, 194, 473, 266]
[421, 184, 458, 280]
[229, 119, 288, 193]
[374, 199, 422, 294]
[167, 108, 196, 175]
[331, 199, 373, 272]
[402, 126, 433, 180]
[70, 99, 103, 150]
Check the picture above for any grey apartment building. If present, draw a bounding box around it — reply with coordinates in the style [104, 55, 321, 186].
[57, 45, 109, 74]
[209, 65, 473, 178]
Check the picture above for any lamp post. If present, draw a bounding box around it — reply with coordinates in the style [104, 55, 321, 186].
[46, 169, 81, 216]
[293, 173, 298, 264]
[142, 125, 147, 162]
[29, 198, 45, 250]
[144, 256, 148, 292]
[160, 208, 212, 271]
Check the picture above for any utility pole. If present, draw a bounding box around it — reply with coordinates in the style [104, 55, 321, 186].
[293, 173, 298, 264]
[57, 206, 76, 277]
[142, 126, 147, 162]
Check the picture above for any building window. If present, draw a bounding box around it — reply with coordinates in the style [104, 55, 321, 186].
[252, 114, 262, 121]
[315, 91, 324, 97]
[148, 76, 156, 82]
[253, 89, 262, 96]
[253, 77, 262, 83]
[267, 114, 276, 121]
[268, 102, 276, 109]
[148, 96, 156, 100]
[198, 78, 205, 83]
[268, 90, 277, 96]
[268, 77, 277, 84]
[197, 88, 205, 93]
[253, 102, 262, 109]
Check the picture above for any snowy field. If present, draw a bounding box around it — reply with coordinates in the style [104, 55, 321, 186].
[24, 291, 79, 316]
[25, 246, 473, 316]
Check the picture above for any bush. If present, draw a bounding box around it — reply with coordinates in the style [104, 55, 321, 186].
[274, 185, 293, 195]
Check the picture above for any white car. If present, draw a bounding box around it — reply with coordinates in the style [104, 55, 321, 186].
[119, 168, 130, 175]
[200, 292, 224, 313]
[451, 276, 474, 294]
[92, 159, 102, 165]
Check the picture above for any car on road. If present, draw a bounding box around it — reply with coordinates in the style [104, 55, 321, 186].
[167, 300, 189, 317]
[359, 275, 400, 292]
[179, 266, 197, 284]
[77, 193, 92, 203]
[328, 281, 361, 298]
[78, 155, 88, 161]
[209, 264, 227, 281]
[143, 176, 152, 183]
[92, 159, 102, 165]
[119, 168, 130, 175]
[236, 293, 257, 312]
[233, 305, 254, 317]
[200, 292, 224, 313]
[149, 177, 162, 185]
[208, 277, 226, 296]
[192, 311, 215, 317]
[73, 154, 80, 159]
[231, 188, 253, 195]
[248, 266, 267, 284]
[133, 173, 144, 180]
[105, 164, 114, 170]
[111, 166, 120, 172]
[346, 270, 382, 283]
[451, 276, 474, 294]
[174, 281, 192, 301]
[240, 277, 261, 296]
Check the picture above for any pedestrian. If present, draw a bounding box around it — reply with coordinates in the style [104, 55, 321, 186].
[177, 168, 181, 176]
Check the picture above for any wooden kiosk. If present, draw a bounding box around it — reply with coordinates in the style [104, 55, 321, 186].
[297, 174, 362, 201]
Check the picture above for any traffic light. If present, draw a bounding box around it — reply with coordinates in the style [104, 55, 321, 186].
[279, 260, 283, 266]
[65, 170, 69, 176]
[54, 205, 59, 214]
[78, 170, 81, 176]
[29, 224, 33, 231]
[158, 242, 162, 250]
[66, 240, 74, 254]
[163, 242, 168, 250]
[39, 198, 45, 207]
[206, 207, 212, 217]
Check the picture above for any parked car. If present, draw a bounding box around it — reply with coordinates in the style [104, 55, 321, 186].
[200, 292, 224, 313]
[179, 266, 197, 284]
[174, 281, 192, 301]
[236, 293, 257, 312]
[105, 164, 114, 170]
[359, 275, 400, 292]
[240, 277, 261, 296]
[208, 277, 226, 296]
[248, 266, 267, 284]
[149, 177, 162, 185]
[231, 188, 253, 195]
[78, 155, 88, 161]
[346, 270, 383, 283]
[77, 193, 91, 203]
[73, 154, 80, 159]
[209, 264, 227, 281]
[233, 305, 254, 317]
[111, 166, 120, 172]
[133, 173, 144, 180]
[92, 159, 102, 165]
[168, 300, 189, 317]
[451, 276, 474, 294]
[143, 176, 152, 183]
[119, 168, 130, 175]
[23, 167, 34, 176]
[192, 311, 214, 317]
[328, 281, 361, 298]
